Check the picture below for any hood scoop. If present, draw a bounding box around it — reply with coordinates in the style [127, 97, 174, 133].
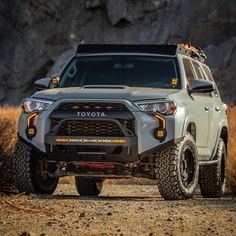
[81, 85, 128, 89]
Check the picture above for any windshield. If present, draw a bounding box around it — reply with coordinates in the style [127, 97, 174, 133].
[59, 55, 180, 89]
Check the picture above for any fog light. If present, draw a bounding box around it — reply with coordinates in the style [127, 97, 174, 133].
[26, 126, 37, 138]
[154, 128, 167, 139]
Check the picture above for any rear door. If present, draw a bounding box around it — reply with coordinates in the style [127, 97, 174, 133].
[183, 58, 213, 159]
[201, 65, 223, 155]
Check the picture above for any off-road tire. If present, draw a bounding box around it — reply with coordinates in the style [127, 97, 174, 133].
[75, 177, 103, 196]
[199, 138, 226, 198]
[155, 134, 199, 200]
[12, 139, 59, 194]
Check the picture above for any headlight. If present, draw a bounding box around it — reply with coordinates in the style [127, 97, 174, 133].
[135, 100, 176, 115]
[22, 98, 54, 113]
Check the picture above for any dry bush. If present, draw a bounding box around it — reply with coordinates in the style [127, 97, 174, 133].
[59, 176, 75, 185]
[0, 107, 21, 192]
[105, 178, 156, 185]
[226, 105, 236, 193]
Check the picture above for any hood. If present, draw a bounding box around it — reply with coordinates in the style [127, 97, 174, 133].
[32, 87, 179, 102]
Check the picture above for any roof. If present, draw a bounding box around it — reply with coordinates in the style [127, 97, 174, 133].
[76, 44, 207, 62]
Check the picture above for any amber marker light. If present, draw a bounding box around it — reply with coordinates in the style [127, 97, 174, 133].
[153, 114, 167, 140]
[72, 105, 80, 109]
[51, 76, 59, 86]
[154, 114, 166, 129]
[27, 112, 38, 127]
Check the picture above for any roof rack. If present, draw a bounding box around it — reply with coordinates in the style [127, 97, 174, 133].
[177, 43, 207, 62]
[76, 44, 207, 62]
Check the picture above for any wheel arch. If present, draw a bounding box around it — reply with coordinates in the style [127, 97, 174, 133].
[220, 126, 228, 152]
[186, 122, 197, 141]
[182, 115, 197, 141]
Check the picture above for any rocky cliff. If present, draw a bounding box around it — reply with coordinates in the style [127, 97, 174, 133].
[0, 0, 236, 104]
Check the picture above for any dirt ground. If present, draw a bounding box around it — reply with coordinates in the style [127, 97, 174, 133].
[0, 183, 236, 236]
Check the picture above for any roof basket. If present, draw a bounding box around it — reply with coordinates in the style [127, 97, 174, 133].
[76, 44, 207, 62]
[177, 43, 207, 62]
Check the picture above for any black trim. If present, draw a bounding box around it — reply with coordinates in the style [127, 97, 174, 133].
[17, 133, 44, 154]
[77, 44, 177, 55]
[76, 44, 206, 62]
[50, 118, 134, 137]
[18, 132, 184, 165]
[139, 137, 184, 159]
[45, 135, 138, 163]
[50, 111, 134, 120]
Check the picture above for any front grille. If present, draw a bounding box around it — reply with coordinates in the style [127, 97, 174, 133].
[57, 103, 128, 111]
[50, 119, 135, 136]
[50, 102, 136, 137]
[51, 118, 61, 129]
[57, 120, 124, 137]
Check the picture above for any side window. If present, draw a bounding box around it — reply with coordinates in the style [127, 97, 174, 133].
[192, 62, 205, 80]
[203, 66, 219, 97]
[203, 66, 214, 81]
[183, 58, 195, 88]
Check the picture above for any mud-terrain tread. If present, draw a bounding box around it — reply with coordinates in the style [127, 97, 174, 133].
[12, 139, 58, 194]
[75, 177, 103, 196]
[155, 134, 199, 200]
[199, 138, 226, 198]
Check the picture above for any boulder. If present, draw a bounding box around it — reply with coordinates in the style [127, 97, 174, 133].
[0, 0, 235, 104]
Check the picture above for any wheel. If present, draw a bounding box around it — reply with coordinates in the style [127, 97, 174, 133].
[155, 134, 199, 200]
[12, 140, 59, 194]
[75, 176, 104, 196]
[199, 138, 226, 198]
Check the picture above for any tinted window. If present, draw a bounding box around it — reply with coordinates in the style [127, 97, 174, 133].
[183, 58, 195, 87]
[203, 66, 219, 96]
[192, 62, 204, 80]
[203, 66, 214, 81]
[59, 56, 180, 89]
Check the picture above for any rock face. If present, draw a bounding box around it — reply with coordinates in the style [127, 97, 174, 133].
[0, 0, 236, 104]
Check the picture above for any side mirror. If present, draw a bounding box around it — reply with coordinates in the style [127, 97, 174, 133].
[34, 78, 51, 91]
[190, 80, 215, 94]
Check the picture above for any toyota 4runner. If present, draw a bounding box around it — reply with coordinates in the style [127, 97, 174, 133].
[13, 44, 228, 200]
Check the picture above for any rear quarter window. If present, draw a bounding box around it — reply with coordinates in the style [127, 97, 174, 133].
[192, 62, 205, 80]
[202, 66, 219, 97]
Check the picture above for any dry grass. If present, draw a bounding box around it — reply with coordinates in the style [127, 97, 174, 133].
[0, 106, 21, 192]
[59, 176, 75, 185]
[105, 178, 156, 185]
[0, 106, 235, 193]
[226, 105, 236, 192]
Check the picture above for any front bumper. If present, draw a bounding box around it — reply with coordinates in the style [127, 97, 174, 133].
[45, 135, 138, 163]
[18, 99, 182, 163]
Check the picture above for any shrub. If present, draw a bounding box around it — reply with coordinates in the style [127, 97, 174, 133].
[0, 107, 21, 193]
[226, 105, 236, 193]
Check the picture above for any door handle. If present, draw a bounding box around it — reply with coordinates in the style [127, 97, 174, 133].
[215, 107, 221, 112]
[204, 106, 209, 111]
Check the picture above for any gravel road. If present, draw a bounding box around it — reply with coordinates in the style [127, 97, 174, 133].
[0, 183, 236, 236]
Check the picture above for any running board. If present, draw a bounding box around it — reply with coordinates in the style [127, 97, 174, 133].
[199, 160, 218, 166]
